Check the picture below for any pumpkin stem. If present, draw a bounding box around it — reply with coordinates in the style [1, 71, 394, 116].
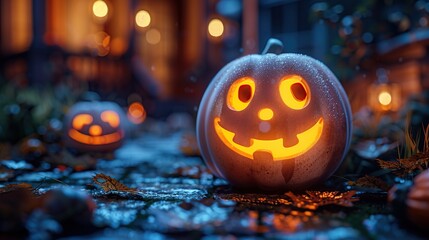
[262, 38, 283, 55]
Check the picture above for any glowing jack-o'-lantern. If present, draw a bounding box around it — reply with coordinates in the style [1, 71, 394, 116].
[64, 101, 126, 152]
[197, 39, 352, 190]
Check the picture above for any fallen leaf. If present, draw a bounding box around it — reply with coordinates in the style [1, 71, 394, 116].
[348, 175, 390, 191]
[284, 191, 359, 210]
[215, 191, 292, 206]
[377, 152, 429, 178]
[92, 173, 137, 193]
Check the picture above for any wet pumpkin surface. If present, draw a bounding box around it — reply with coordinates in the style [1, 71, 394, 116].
[0, 128, 427, 239]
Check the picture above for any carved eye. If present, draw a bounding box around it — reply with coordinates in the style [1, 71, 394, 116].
[101, 111, 120, 127]
[279, 75, 310, 110]
[72, 114, 93, 129]
[227, 77, 255, 111]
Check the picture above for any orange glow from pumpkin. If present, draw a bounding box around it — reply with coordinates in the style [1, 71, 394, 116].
[214, 117, 324, 161]
[258, 108, 274, 121]
[127, 102, 146, 124]
[279, 75, 310, 110]
[68, 129, 122, 145]
[72, 114, 93, 129]
[89, 125, 102, 136]
[101, 111, 120, 128]
[227, 77, 255, 111]
[69, 111, 123, 145]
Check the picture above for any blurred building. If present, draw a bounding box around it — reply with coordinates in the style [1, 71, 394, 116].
[0, 0, 239, 106]
[3, 0, 429, 118]
[1, 1, 330, 102]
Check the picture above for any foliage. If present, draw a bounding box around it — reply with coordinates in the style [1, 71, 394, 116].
[377, 124, 429, 179]
[284, 191, 359, 210]
[0, 82, 81, 143]
[347, 175, 390, 191]
[92, 173, 137, 193]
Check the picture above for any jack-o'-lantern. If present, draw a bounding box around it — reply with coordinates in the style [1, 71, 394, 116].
[64, 101, 126, 152]
[197, 39, 352, 191]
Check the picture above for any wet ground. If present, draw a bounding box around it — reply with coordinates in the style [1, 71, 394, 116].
[1, 127, 427, 239]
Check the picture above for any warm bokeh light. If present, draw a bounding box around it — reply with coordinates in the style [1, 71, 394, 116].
[128, 102, 146, 124]
[135, 10, 151, 28]
[93, 31, 111, 56]
[369, 83, 400, 112]
[378, 91, 392, 106]
[92, 0, 108, 18]
[110, 37, 127, 56]
[146, 28, 161, 44]
[208, 18, 224, 37]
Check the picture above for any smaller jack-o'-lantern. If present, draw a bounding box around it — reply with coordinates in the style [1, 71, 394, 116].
[197, 39, 352, 191]
[64, 101, 126, 152]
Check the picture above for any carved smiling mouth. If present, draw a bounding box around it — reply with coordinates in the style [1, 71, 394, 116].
[69, 129, 123, 145]
[214, 117, 324, 161]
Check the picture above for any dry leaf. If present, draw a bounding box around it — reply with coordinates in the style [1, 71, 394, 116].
[284, 191, 359, 210]
[377, 152, 429, 178]
[376, 159, 401, 171]
[215, 191, 292, 206]
[379, 124, 429, 178]
[348, 175, 390, 191]
[92, 173, 137, 193]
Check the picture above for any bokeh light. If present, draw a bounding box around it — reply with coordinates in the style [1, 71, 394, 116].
[128, 102, 146, 124]
[92, 0, 108, 18]
[94, 31, 111, 56]
[135, 10, 151, 28]
[146, 29, 161, 45]
[208, 19, 224, 37]
[378, 91, 392, 106]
